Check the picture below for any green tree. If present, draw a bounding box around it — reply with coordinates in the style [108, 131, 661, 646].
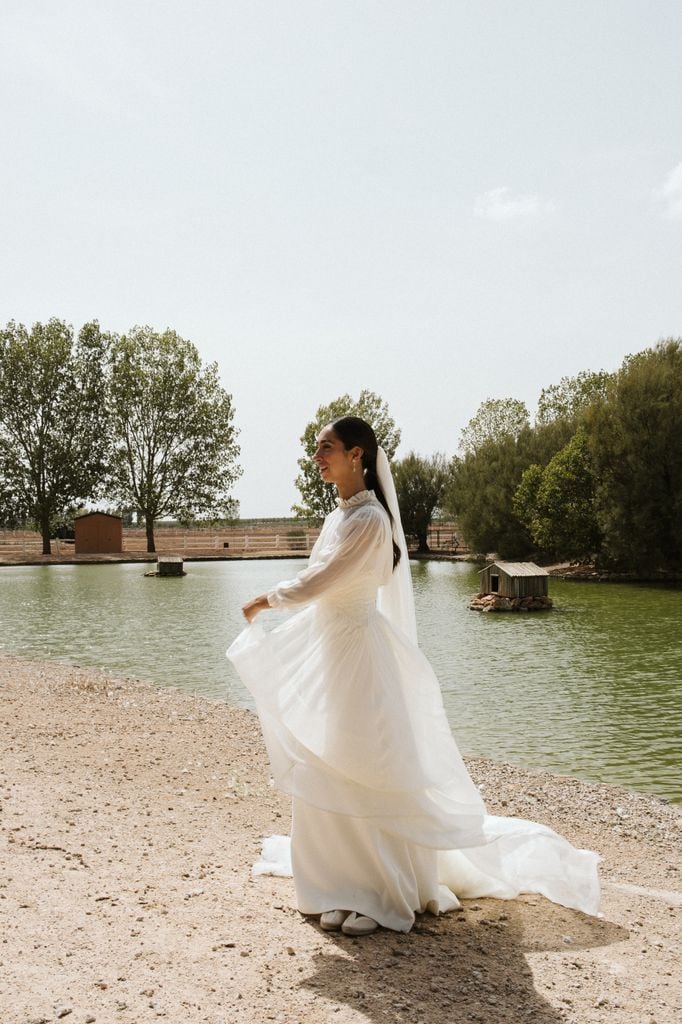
[393, 452, 449, 553]
[108, 326, 241, 552]
[536, 370, 614, 426]
[459, 398, 530, 454]
[445, 398, 533, 556]
[512, 463, 544, 541]
[0, 319, 110, 553]
[513, 429, 600, 561]
[589, 339, 682, 571]
[293, 390, 401, 520]
[445, 436, 533, 557]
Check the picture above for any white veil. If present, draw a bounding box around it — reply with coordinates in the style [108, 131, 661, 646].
[375, 447, 418, 645]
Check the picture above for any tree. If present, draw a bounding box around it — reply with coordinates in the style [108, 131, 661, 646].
[536, 370, 614, 426]
[459, 398, 530, 454]
[513, 429, 600, 561]
[293, 390, 401, 520]
[511, 463, 544, 542]
[588, 339, 682, 571]
[108, 326, 241, 552]
[444, 398, 534, 557]
[0, 319, 110, 553]
[445, 436, 534, 557]
[393, 452, 449, 553]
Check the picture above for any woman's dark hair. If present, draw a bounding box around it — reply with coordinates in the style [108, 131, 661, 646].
[331, 415, 401, 570]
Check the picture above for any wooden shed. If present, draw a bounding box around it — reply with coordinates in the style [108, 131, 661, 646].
[478, 561, 549, 599]
[74, 512, 123, 554]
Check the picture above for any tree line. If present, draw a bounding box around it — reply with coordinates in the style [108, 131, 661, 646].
[292, 340, 682, 573]
[447, 340, 682, 572]
[2, 318, 680, 572]
[0, 320, 240, 553]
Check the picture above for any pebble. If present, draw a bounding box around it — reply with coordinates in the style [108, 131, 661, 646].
[55, 1008, 73, 1019]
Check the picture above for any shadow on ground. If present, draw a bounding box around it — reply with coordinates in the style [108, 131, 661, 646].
[301, 897, 628, 1023]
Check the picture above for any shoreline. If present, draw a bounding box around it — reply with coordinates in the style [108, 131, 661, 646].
[4, 553, 682, 585]
[0, 551, 475, 568]
[0, 552, 310, 567]
[2, 652, 680, 1023]
[547, 563, 682, 584]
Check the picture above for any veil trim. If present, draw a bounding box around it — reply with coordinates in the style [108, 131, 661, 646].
[375, 447, 418, 645]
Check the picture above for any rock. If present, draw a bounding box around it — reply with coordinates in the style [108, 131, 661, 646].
[470, 591, 552, 612]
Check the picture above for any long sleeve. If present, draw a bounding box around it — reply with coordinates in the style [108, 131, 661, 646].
[267, 504, 389, 609]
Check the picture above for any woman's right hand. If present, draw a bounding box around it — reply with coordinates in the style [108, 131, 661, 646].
[242, 594, 270, 623]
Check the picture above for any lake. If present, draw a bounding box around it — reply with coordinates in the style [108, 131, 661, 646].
[1, 559, 680, 802]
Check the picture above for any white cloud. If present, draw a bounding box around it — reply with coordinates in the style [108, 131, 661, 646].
[473, 186, 556, 221]
[653, 163, 682, 219]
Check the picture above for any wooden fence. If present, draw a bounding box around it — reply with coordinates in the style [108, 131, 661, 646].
[0, 522, 464, 560]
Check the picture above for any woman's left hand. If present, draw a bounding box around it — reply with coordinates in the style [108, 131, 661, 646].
[242, 594, 270, 623]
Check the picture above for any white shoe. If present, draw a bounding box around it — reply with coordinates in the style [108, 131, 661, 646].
[341, 912, 378, 936]
[320, 909, 351, 931]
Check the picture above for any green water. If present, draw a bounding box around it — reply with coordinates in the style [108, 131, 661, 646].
[0, 560, 680, 802]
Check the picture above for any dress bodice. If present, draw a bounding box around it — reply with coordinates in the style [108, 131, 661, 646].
[266, 493, 393, 616]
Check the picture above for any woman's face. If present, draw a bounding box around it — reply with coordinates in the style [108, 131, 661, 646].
[313, 425, 361, 486]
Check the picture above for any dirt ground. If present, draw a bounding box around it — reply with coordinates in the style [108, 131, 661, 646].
[1, 653, 679, 1024]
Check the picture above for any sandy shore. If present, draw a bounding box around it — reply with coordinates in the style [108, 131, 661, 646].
[1, 653, 679, 1024]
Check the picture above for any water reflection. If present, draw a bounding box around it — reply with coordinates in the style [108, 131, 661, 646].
[1, 560, 680, 802]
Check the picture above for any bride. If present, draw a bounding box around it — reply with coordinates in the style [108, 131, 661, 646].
[227, 416, 600, 936]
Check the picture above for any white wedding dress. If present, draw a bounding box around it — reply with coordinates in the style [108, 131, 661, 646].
[227, 490, 600, 932]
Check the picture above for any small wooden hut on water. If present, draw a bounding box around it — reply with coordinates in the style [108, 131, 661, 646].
[471, 561, 552, 612]
[479, 561, 549, 598]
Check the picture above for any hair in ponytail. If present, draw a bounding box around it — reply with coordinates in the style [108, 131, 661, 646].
[331, 416, 401, 570]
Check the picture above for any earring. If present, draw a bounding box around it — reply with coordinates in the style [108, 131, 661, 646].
[352, 461, 358, 472]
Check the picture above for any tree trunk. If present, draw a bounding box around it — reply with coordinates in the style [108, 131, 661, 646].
[41, 513, 52, 556]
[417, 531, 430, 554]
[145, 514, 156, 553]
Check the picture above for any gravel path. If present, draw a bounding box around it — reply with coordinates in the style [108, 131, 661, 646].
[1, 653, 679, 1024]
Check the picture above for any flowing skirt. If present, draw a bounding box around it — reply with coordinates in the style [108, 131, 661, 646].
[227, 603, 600, 931]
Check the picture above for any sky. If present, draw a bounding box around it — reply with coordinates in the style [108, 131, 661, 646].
[2, 0, 681, 517]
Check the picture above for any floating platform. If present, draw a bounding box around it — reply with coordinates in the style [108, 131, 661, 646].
[469, 593, 553, 612]
[144, 554, 186, 577]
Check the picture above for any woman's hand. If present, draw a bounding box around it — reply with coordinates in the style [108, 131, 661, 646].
[242, 594, 270, 623]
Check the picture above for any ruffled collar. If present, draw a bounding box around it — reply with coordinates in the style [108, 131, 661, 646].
[336, 488, 375, 509]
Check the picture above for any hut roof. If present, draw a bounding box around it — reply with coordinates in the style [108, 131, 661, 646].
[75, 511, 123, 521]
[479, 561, 549, 577]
